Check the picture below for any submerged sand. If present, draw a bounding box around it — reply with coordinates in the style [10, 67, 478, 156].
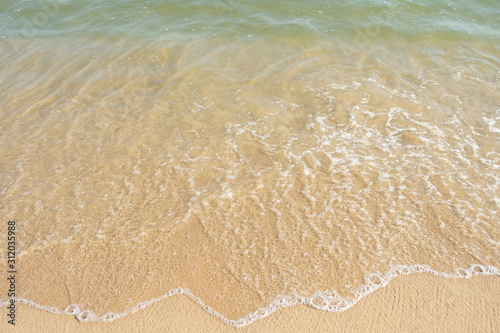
[1, 38, 499, 321]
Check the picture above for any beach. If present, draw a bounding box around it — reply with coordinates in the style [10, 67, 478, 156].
[1, 0, 499, 331]
[2, 274, 499, 332]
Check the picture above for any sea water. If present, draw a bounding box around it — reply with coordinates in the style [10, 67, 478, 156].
[0, 0, 499, 325]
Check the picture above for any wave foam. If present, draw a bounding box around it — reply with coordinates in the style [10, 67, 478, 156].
[2, 264, 499, 326]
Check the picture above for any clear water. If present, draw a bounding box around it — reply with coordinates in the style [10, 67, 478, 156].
[0, 0, 499, 325]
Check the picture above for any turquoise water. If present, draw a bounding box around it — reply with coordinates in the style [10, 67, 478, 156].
[1, 0, 499, 41]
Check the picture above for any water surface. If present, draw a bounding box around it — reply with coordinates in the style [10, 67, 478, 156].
[1, 0, 499, 324]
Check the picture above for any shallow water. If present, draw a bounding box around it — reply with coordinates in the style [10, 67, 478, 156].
[1, 0, 499, 324]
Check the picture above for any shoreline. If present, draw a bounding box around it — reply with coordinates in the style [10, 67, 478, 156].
[2, 264, 499, 325]
[2, 273, 499, 332]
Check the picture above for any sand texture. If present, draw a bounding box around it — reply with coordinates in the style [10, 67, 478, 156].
[2, 274, 499, 333]
[2, 37, 500, 320]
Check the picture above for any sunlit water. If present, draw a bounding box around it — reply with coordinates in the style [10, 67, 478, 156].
[1, 0, 499, 325]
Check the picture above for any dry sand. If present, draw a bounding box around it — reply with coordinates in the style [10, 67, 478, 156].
[1, 273, 499, 333]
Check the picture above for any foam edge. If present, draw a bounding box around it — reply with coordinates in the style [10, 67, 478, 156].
[1, 264, 499, 326]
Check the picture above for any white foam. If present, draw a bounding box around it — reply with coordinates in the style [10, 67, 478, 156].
[2, 264, 498, 326]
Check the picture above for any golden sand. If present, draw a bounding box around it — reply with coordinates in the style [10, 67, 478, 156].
[1, 274, 499, 332]
[1, 38, 499, 322]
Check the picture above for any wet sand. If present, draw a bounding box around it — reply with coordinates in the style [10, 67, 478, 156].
[2, 274, 499, 332]
[2, 38, 500, 320]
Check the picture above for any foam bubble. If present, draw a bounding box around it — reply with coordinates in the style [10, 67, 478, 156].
[4, 264, 497, 327]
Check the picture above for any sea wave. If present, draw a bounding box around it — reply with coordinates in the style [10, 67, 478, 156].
[2, 264, 499, 326]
